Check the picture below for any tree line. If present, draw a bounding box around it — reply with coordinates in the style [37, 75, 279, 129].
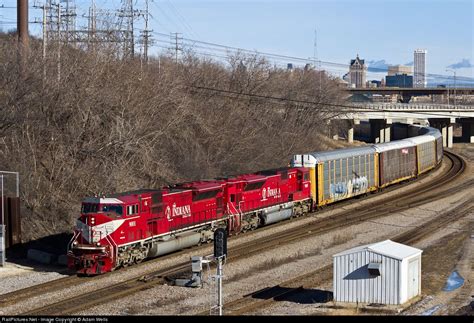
[0, 33, 347, 241]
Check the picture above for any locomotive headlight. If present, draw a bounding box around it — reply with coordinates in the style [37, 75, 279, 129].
[73, 241, 78, 246]
[96, 242, 101, 246]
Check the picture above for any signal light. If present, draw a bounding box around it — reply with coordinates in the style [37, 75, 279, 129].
[214, 228, 227, 259]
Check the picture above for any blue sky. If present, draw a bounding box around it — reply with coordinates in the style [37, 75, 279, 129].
[1, 0, 473, 80]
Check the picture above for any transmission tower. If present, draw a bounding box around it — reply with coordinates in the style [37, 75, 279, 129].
[170, 32, 182, 63]
[139, 0, 153, 62]
[117, 0, 145, 58]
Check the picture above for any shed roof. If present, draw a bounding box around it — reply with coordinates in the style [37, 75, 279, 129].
[333, 240, 422, 260]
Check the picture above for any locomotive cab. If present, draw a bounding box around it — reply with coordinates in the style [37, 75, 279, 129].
[68, 198, 125, 275]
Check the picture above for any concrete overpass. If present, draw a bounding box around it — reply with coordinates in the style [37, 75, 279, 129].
[346, 87, 474, 103]
[334, 103, 474, 147]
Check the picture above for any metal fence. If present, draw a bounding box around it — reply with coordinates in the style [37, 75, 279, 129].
[0, 171, 20, 267]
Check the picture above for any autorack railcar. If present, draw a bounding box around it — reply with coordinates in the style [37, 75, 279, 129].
[373, 140, 417, 188]
[291, 146, 378, 207]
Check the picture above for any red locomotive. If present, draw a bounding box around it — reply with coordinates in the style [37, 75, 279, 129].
[67, 167, 311, 275]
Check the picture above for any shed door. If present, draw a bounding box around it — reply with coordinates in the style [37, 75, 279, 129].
[408, 259, 420, 299]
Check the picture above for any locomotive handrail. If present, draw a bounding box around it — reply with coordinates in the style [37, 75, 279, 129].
[67, 230, 80, 252]
[227, 201, 241, 216]
[105, 232, 118, 265]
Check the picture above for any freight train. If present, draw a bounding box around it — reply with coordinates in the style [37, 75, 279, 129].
[67, 125, 443, 275]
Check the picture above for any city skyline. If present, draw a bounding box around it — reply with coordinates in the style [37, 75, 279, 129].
[0, 0, 472, 82]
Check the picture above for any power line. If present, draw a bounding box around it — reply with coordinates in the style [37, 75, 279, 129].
[150, 0, 183, 34]
[189, 85, 472, 118]
[163, 0, 199, 39]
[150, 31, 474, 83]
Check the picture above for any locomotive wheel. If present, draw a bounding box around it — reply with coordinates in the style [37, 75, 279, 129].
[135, 257, 143, 264]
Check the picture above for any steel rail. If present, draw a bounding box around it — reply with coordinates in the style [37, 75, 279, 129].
[15, 151, 467, 315]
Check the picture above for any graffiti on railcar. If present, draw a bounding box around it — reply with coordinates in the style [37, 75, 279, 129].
[330, 175, 368, 201]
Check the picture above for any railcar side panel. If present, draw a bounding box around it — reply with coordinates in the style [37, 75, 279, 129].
[435, 136, 443, 164]
[379, 147, 417, 187]
[319, 152, 377, 206]
[416, 141, 436, 174]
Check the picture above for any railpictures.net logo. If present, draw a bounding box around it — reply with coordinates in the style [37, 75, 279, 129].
[1, 319, 108, 323]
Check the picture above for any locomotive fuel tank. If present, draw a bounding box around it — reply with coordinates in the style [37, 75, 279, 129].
[147, 231, 202, 258]
[259, 202, 294, 226]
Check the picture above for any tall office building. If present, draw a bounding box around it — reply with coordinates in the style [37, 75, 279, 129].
[349, 55, 367, 88]
[388, 65, 412, 76]
[414, 49, 427, 88]
[385, 74, 413, 88]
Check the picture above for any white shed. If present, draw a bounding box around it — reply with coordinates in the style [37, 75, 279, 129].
[333, 240, 422, 305]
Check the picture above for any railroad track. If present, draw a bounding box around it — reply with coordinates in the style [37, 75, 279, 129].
[0, 151, 458, 308]
[213, 198, 473, 316]
[14, 151, 468, 315]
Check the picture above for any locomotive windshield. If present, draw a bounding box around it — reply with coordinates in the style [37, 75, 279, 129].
[81, 203, 123, 216]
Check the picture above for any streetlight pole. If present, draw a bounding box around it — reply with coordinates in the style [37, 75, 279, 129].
[454, 71, 456, 106]
[446, 69, 456, 107]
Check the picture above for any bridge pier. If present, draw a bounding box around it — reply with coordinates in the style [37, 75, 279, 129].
[370, 119, 391, 143]
[460, 118, 474, 143]
[429, 118, 455, 148]
[384, 119, 392, 142]
[348, 119, 360, 143]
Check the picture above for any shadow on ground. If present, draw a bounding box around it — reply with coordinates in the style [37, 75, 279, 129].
[250, 285, 333, 304]
[4, 232, 74, 274]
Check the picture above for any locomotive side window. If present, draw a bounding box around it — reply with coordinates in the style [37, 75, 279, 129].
[127, 204, 139, 216]
[304, 173, 310, 181]
[82, 203, 98, 213]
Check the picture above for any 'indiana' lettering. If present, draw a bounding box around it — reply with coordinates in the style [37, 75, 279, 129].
[172, 203, 191, 217]
[266, 187, 281, 198]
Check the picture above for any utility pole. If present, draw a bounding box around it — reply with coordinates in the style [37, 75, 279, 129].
[42, 4, 47, 58]
[89, 0, 96, 52]
[314, 28, 321, 95]
[142, 0, 151, 63]
[171, 32, 182, 63]
[130, 0, 134, 57]
[57, 1, 61, 82]
[446, 69, 456, 107]
[33, 1, 51, 60]
[454, 71, 457, 107]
